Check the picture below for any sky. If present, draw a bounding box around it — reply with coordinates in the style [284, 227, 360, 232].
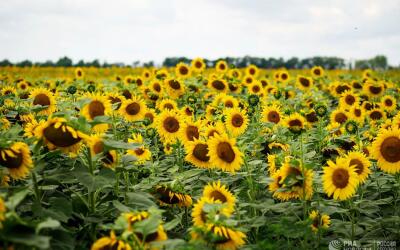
[1, 0, 399, 65]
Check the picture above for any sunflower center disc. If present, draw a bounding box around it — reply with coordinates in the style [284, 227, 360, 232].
[169, 80, 181, 90]
[88, 100, 105, 119]
[33, 93, 51, 106]
[231, 114, 244, 127]
[217, 142, 235, 163]
[209, 190, 227, 202]
[0, 151, 23, 169]
[335, 113, 347, 124]
[163, 117, 179, 133]
[126, 102, 140, 115]
[350, 159, 364, 175]
[380, 137, 400, 163]
[212, 80, 225, 90]
[268, 111, 280, 123]
[43, 123, 81, 147]
[193, 144, 209, 162]
[332, 168, 350, 188]
[186, 126, 199, 141]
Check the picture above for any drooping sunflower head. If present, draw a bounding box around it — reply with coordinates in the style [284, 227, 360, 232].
[224, 108, 248, 137]
[185, 139, 211, 169]
[200, 225, 246, 250]
[154, 185, 192, 207]
[371, 127, 400, 174]
[34, 117, 88, 153]
[309, 210, 331, 232]
[345, 151, 371, 183]
[207, 133, 243, 173]
[157, 98, 178, 112]
[0, 142, 33, 180]
[119, 96, 147, 122]
[202, 181, 235, 212]
[322, 158, 359, 200]
[296, 75, 313, 91]
[29, 88, 57, 115]
[284, 113, 307, 133]
[106, 92, 125, 111]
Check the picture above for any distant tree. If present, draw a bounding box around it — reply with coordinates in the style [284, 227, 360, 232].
[16, 60, 33, 67]
[369, 55, 387, 70]
[56, 56, 73, 67]
[75, 60, 85, 67]
[0, 59, 13, 67]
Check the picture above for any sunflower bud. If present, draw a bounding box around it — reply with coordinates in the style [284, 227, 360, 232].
[146, 127, 156, 138]
[248, 94, 259, 106]
[186, 95, 197, 104]
[87, 84, 96, 93]
[67, 85, 77, 95]
[314, 104, 327, 117]
[345, 120, 358, 134]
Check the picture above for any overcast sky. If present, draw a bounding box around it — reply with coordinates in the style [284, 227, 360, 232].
[1, 0, 399, 65]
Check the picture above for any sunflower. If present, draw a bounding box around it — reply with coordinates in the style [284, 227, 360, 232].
[192, 197, 232, 227]
[24, 118, 45, 138]
[380, 95, 396, 112]
[209, 78, 228, 93]
[215, 60, 228, 73]
[191, 58, 206, 72]
[123, 211, 149, 231]
[322, 157, 359, 200]
[349, 106, 364, 124]
[202, 181, 235, 213]
[185, 139, 211, 169]
[175, 62, 191, 78]
[207, 133, 243, 173]
[296, 75, 313, 91]
[87, 135, 118, 168]
[311, 66, 324, 78]
[134, 76, 144, 88]
[368, 108, 386, 122]
[34, 117, 88, 153]
[154, 186, 192, 207]
[127, 134, 152, 164]
[106, 93, 125, 110]
[155, 110, 182, 143]
[81, 94, 112, 132]
[261, 104, 282, 125]
[228, 68, 242, 79]
[142, 69, 152, 79]
[242, 75, 255, 86]
[248, 81, 264, 96]
[149, 80, 163, 96]
[0, 196, 6, 225]
[339, 91, 359, 109]
[269, 162, 314, 201]
[345, 151, 371, 183]
[224, 108, 248, 137]
[0, 118, 11, 131]
[245, 64, 259, 77]
[284, 113, 307, 132]
[119, 96, 147, 122]
[0, 142, 33, 180]
[75, 68, 84, 79]
[1, 86, 16, 96]
[144, 109, 156, 127]
[222, 95, 239, 109]
[202, 225, 246, 250]
[330, 108, 349, 125]
[29, 88, 57, 115]
[124, 75, 134, 85]
[180, 120, 201, 145]
[157, 98, 178, 111]
[91, 231, 131, 250]
[17, 81, 29, 91]
[309, 210, 331, 232]
[363, 81, 384, 98]
[164, 78, 185, 99]
[371, 128, 400, 174]
[278, 70, 290, 83]
[202, 122, 226, 139]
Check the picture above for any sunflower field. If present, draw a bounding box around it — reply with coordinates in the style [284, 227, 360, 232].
[0, 60, 399, 250]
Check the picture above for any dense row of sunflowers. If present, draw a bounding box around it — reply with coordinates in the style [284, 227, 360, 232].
[0, 59, 399, 249]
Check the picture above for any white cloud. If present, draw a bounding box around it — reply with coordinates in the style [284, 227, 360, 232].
[0, 0, 399, 65]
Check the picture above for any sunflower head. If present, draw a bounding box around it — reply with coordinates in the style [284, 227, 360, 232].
[371, 128, 400, 174]
[0, 142, 33, 180]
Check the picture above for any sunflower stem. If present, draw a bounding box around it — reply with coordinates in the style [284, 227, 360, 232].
[31, 171, 41, 204]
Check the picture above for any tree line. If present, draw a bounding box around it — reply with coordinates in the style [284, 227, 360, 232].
[0, 55, 394, 69]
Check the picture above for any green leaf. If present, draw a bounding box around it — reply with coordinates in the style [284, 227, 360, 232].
[36, 218, 61, 234]
[104, 139, 141, 150]
[126, 192, 157, 210]
[6, 188, 30, 210]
